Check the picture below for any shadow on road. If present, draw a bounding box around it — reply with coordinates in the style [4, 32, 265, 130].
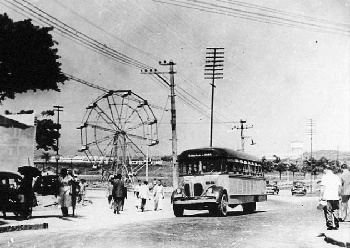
[182, 210, 266, 218]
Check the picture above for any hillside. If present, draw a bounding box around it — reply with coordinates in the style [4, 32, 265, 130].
[303, 150, 350, 162]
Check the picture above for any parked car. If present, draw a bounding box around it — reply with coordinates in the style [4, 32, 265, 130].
[265, 182, 279, 195]
[33, 174, 59, 196]
[291, 181, 307, 195]
[0, 171, 37, 218]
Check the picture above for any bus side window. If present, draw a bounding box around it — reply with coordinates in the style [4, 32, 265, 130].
[238, 164, 243, 174]
[227, 161, 234, 173]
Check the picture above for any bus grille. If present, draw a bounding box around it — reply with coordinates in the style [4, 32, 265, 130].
[194, 183, 203, 196]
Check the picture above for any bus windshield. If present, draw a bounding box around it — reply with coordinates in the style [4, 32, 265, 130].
[179, 158, 222, 175]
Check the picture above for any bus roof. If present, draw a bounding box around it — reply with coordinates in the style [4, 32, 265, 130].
[178, 147, 260, 162]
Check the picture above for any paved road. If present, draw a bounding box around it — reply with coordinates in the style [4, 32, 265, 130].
[0, 190, 343, 248]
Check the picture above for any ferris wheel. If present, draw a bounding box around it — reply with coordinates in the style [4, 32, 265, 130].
[78, 90, 158, 175]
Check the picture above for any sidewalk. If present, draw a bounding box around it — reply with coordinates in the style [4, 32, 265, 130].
[0, 189, 174, 233]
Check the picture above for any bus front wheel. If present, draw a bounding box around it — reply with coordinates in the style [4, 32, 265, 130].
[173, 206, 184, 217]
[242, 202, 256, 214]
[209, 194, 228, 217]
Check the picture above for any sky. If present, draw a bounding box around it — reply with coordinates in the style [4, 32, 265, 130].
[1, 0, 350, 159]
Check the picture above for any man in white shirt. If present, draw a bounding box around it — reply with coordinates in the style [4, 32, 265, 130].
[139, 181, 150, 212]
[320, 164, 342, 230]
[153, 180, 164, 211]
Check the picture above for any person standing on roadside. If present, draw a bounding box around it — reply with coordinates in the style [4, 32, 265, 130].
[134, 180, 142, 209]
[320, 164, 342, 230]
[120, 182, 127, 211]
[58, 168, 73, 217]
[78, 179, 88, 206]
[340, 163, 350, 221]
[112, 174, 124, 214]
[139, 181, 150, 212]
[153, 180, 164, 211]
[106, 179, 114, 208]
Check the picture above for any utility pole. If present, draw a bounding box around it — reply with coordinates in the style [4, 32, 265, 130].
[53, 105, 63, 175]
[205, 47, 224, 147]
[141, 60, 178, 188]
[307, 118, 315, 194]
[232, 119, 254, 152]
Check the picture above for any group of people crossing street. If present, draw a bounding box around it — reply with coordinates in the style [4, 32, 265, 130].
[106, 176, 165, 213]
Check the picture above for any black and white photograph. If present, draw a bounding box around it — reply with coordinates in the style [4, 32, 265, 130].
[0, 0, 350, 247]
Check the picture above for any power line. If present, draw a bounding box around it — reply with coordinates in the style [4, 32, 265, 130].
[2, 0, 237, 123]
[153, 0, 350, 36]
[3, 0, 155, 69]
[50, 0, 162, 62]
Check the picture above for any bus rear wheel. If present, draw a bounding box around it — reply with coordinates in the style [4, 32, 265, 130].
[242, 202, 256, 214]
[173, 206, 184, 217]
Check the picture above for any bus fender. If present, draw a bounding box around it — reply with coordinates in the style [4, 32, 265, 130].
[207, 185, 227, 202]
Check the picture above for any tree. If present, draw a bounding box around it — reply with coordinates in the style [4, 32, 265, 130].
[36, 119, 60, 151]
[274, 162, 287, 180]
[288, 164, 298, 178]
[261, 156, 273, 172]
[0, 13, 67, 102]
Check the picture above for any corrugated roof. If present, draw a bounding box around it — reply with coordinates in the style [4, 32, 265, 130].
[4, 113, 34, 127]
[0, 114, 30, 129]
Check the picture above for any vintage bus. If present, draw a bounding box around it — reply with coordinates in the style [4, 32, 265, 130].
[171, 147, 266, 217]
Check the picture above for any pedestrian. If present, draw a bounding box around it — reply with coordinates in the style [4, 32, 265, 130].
[340, 163, 350, 221]
[120, 182, 127, 211]
[106, 179, 114, 208]
[69, 174, 80, 217]
[139, 181, 150, 212]
[58, 168, 73, 217]
[78, 179, 88, 206]
[151, 178, 157, 191]
[153, 180, 164, 211]
[112, 174, 124, 214]
[18, 174, 36, 219]
[134, 180, 142, 209]
[320, 163, 342, 230]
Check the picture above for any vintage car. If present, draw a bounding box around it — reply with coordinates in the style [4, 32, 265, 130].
[0, 171, 35, 218]
[34, 174, 59, 196]
[291, 181, 307, 195]
[265, 182, 279, 195]
[0, 167, 41, 218]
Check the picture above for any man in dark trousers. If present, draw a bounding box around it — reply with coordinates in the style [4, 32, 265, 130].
[320, 164, 342, 230]
[340, 164, 350, 221]
[112, 174, 124, 214]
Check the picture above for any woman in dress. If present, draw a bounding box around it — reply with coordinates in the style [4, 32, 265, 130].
[58, 168, 73, 217]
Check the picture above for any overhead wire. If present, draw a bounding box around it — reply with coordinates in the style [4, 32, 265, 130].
[2, 0, 242, 122]
[4, 0, 155, 69]
[153, 0, 350, 36]
[219, 0, 350, 29]
[50, 0, 162, 62]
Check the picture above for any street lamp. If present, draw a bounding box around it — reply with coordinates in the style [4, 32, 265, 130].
[55, 154, 60, 175]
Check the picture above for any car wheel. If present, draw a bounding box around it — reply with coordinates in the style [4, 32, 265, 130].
[242, 202, 256, 214]
[173, 205, 184, 217]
